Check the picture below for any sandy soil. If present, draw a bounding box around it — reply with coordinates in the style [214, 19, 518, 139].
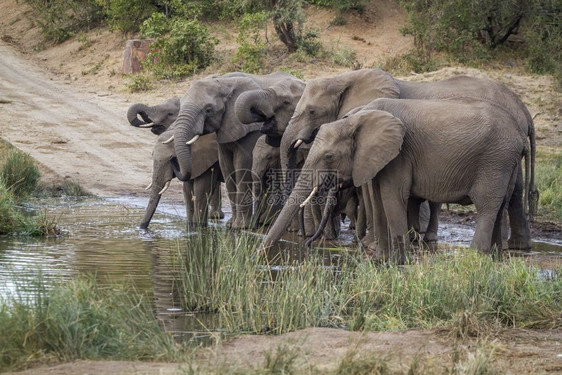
[1, 1, 561, 373]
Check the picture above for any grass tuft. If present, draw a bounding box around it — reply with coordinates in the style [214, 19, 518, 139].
[0, 276, 182, 372]
[0, 149, 40, 199]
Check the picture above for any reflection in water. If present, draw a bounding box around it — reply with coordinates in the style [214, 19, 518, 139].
[0, 197, 560, 342]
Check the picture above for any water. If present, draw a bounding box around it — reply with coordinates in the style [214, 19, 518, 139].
[0, 196, 560, 341]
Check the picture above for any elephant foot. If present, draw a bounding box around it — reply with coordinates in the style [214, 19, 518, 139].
[422, 239, 438, 253]
[232, 215, 253, 230]
[209, 210, 225, 220]
[507, 237, 532, 251]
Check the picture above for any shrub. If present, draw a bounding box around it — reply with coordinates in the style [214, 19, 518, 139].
[95, 0, 157, 33]
[141, 14, 218, 79]
[1, 149, 40, 199]
[23, 0, 104, 44]
[234, 11, 269, 73]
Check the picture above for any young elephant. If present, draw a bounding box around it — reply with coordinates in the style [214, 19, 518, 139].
[141, 130, 222, 229]
[265, 99, 527, 264]
[127, 98, 223, 228]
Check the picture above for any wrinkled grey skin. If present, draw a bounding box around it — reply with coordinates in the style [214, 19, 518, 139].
[235, 78, 306, 137]
[140, 130, 222, 229]
[265, 100, 527, 264]
[127, 98, 223, 228]
[281, 69, 536, 250]
[127, 97, 181, 135]
[235, 75, 358, 239]
[171, 72, 302, 229]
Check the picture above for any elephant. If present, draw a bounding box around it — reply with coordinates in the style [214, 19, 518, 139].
[264, 99, 527, 264]
[141, 130, 222, 229]
[126, 98, 223, 228]
[280, 68, 536, 250]
[235, 78, 306, 141]
[127, 97, 181, 135]
[169, 72, 303, 229]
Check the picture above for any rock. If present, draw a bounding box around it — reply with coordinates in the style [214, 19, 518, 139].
[122, 39, 154, 74]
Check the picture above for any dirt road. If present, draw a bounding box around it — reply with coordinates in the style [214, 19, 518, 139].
[0, 40, 164, 197]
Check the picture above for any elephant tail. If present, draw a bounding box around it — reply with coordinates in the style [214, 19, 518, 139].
[527, 114, 539, 221]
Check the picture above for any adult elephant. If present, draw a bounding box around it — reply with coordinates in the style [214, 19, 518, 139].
[265, 99, 527, 263]
[170, 72, 302, 229]
[281, 69, 536, 250]
[127, 97, 181, 135]
[141, 130, 222, 229]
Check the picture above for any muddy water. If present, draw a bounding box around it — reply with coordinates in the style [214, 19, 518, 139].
[0, 196, 560, 343]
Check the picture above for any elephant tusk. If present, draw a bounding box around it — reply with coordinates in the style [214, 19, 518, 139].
[158, 181, 171, 195]
[162, 135, 174, 144]
[139, 122, 155, 128]
[145, 183, 152, 190]
[300, 186, 318, 208]
[294, 139, 303, 149]
[186, 135, 200, 145]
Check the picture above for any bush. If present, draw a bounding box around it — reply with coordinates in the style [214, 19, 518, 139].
[1, 149, 40, 199]
[95, 0, 157, 33]
[234, 11, 269, 73]
[141, 13, 218, 79]
[23, 0, 104, 44]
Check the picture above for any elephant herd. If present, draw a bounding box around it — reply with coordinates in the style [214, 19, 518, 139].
[127, 69, 538, 264]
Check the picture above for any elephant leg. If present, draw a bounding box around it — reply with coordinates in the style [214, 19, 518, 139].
[367, 182, 390, 259]
[471, 167, 517, 256]
[231, 132, 261, 229]
[507, 166, 532, 250]
[218, 145, 237, 227]
[344, 192, 358, 230]
[423, 202, 441, 252]
[361, 182, 376, 249]
[355, 188, 367, 239]
[193, 167, 219, 227]
[209, 165, 224, 220]
[182, 180, 194, 227]
[311, 202, 323, 238]
[407, 198, 422, 244]
[380, 188, 409, 265]
[303, 204, 316, 237]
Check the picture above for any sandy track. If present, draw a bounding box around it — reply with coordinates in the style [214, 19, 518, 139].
[0, 41, 160, 197]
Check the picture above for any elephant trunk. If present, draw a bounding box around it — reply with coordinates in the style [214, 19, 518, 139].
[173, 105, 202, 181]
[127, 103, 152, 127]
[280, 131, 299, 199]
[263, 177, 313, 247]
[140, 184, 163, 229]
[235, 89, 275, 125]
[305, 186, 338, 248]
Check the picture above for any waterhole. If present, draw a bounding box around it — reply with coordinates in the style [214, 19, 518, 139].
[0, 196, 560, 343]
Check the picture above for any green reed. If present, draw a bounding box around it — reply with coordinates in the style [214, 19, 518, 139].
[174, 230, 561, 336]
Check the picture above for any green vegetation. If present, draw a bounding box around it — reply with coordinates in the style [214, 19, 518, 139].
[399, 0, 562, 85]
[140, 11, 218, 79]
[0, 277, 182, 371]
[535, 147, 562, 224]
[174, 230, 561, 336]
[1, 149, 40, 199]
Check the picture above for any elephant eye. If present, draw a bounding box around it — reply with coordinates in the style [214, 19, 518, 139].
[167, 112, 174, 116]
[283, 100, 290, 105]
[309, 109, 315, 116]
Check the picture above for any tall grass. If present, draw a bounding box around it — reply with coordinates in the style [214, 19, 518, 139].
[174, 230, 561, 336]
[0, 276, 182, 372]
[535, 147, 562, 224]
[1, 149, 40, 199]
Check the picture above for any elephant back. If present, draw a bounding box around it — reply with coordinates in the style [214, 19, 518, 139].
[190, 133, 220, 179]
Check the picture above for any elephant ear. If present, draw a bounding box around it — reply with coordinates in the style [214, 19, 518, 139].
[215, 77, 263, 144]
[190, 133, 219, 179]
[351, 110, 406, 187]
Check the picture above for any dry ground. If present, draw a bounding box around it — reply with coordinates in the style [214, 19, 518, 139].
[1, 1, 561, 373]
